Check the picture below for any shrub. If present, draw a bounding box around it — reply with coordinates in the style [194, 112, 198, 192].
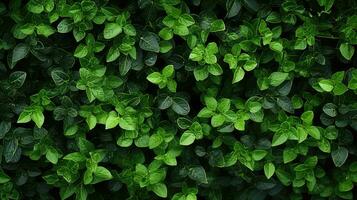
[0, 0, 357, 199]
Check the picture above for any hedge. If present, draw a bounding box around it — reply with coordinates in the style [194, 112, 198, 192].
[0, 0, 357, 199]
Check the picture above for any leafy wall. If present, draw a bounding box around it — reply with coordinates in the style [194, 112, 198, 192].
[0, 0, 357, 199]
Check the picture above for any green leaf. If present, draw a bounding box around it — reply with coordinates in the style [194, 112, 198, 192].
[333, 82, 348, 95]
[176, 117, 192, 129]
[77, 184, 88, 200]
[283, 148, 297, 163]
[152, 183, 167, 198]
[338, 180, 353, 192]
[294, 38, 307, 50]
[272, 131, 288, 146]
[17, 111, 32, 124]
[159, 27, 173, 40]
[264, 162, 275, 179]
[331, 147, 348, 167]
[36, 24, 55, 37]
[57, 19, 73, 33]
[74, 44, 88, 58]
[232, 67, 245, 83]
[306, 126, 320, 140]
[269, 41, 283, 52]
[301, 111, 314, 125]
[189, 45, 204, 61]
[166, 79, 177, 92]
[63, 152, 86, 162]
[31, 110, 45, 128]
[197, 108, 214, 118]
[106, 47, 120, 62]
[51, 70, 69, 86]
[147, 72, 162, 84]
[217, 98, 231, 113]
[160, 42, 173, 54]
[269, 72, 288, 87]
[27, 1, 44, 13]
[117, 137, 133, 147]
[252, 150, 267, 161]
[123, 24, 136, 36]
[158, 96, 173, 110]
[193, 67, 209, 81]
[65, 125, 78, 136]
[247, 101, 262, 113]
[207, 64, 223, 76]
[118, 116, 136, 130]
[0, 171, 11, 184]
[4, 139, 20, 163]
[226, 0, 242, 18]
[162, 65, 174, 78]
[323, 103, 337, 117]
[46, 147, 59, 164]
[0, 121, 11, 139]
[179, 131, 195, 146]
[318, 79, 334, 92]
[105, 111, 120, 129]
[211, 114, 225, 127]
[94, 166, 113, 180]
[243, 60, 257, 71]
[339, 43, 355, 60]
[103, 23, 122, 39]
[149, 134, 163, 149]
[188, 166, 208, 183]
[11, 43, 29, 68]
[178, 14, 195, 26]
[205, 42, 219, 56]
[139, 32, 160, 53]
[204, 96, 217, 111]
[119, 55, 133, 76]
[318, 137, 331, 153]
[171, 97, 190, 115]
[9, 71, 27, 88]
[19, 23, 35, 35]
[210, 19, 225, 32]
[60, 185, 76, 200]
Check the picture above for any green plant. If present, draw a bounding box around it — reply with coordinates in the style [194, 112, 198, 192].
[1, 0, 357, 199]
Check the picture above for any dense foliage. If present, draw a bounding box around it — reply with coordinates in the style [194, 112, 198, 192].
[1, 0, 357, 199]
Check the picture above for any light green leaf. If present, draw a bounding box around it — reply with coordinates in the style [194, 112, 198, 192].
[264, 162, 275, 179]
[339, 43, 355, 60]
[152, 183, 167, 198]
[149, 134, 163, 149]
[269, 72, 288, 87]
[105, 111, 119, 129]
[162, 65, 174, 78]
[147, 72, 162, 84]
[318, 79, 334, 92]
[46, 147, 59, 164]
[269, 41, 283, 52]
[74, 44, 88, 58]
[94, 166, 113, 180]
[179, 131, 195, 146]
[232, 67, 245, 83]
[272, 131, 288, 146]
[118, 116, 136, 130]
[210, 19, 225, 32]
[103, 23, 122, 39]
[36, 24, 55, 37]
[211, 114, 225, 127]
[31, 110, 45, 128]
